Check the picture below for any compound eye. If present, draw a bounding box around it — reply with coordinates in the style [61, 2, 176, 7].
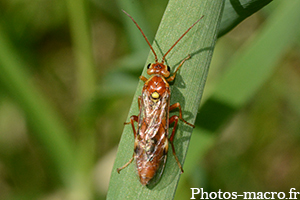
[167, 66, 171, 72]
[147, 63, 151, 69]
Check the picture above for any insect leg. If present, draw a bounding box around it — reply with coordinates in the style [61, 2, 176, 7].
[124, 96, 141, 137]
[124, 115, 138, 137]
[139, 76, 148, 82]
[118, 114, 138, 173]
[117, 156, 134, 173]
[118, 96, 142, 173]
[169, 103, 195, 128]
[169, 115, 184, 173]
[166, 54, 191, 82]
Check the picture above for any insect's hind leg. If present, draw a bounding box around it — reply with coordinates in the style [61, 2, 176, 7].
[118, 114, 139, 173]
[169, 115, 184, 173]
[117, 155, 134, 173]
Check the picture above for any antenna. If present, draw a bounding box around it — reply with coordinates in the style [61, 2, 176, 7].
[161, 15, 204, 63]
[123, 10, 204, 64]
[122, 10, 158, 62]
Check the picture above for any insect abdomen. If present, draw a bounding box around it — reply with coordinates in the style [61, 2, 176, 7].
[135, 133, 168, 186]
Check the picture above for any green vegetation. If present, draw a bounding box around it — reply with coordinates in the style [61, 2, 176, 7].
[1, 0, 299, 199]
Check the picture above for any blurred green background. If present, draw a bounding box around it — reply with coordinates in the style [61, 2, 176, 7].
[0, 0, 300, 199]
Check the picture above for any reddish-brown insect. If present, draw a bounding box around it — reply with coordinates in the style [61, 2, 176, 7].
[117, 10, 202, 186]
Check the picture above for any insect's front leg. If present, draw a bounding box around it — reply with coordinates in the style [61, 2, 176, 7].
[166, 55, 191, 82]
[139, 76, 148, 82]
[169, 102, 195, 128]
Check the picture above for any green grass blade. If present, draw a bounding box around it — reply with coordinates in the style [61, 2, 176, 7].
[65, 0, 96, 103]
[197, 0, 300, 131]
[176, 1, 300, 199]
[175, 2, 300, 198]
[107, 0, 224, 199]
[175, 128, 216, 199]
[0, 27, 74, 185]
[218, 0, 273, 37]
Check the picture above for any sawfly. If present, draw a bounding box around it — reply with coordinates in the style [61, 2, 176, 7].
[117, 10, 202, 186]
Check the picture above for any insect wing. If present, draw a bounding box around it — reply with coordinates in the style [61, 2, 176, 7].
[135, 85, 170, 186]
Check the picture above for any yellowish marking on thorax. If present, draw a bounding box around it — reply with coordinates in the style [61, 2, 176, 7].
[151, 91, 160, 103]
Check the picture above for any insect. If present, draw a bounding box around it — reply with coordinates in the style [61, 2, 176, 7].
[117, 10, 203, 186]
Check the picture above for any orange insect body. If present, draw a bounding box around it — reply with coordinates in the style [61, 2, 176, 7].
[136, 71, 170, 185]
[117, 10, 202, 186]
